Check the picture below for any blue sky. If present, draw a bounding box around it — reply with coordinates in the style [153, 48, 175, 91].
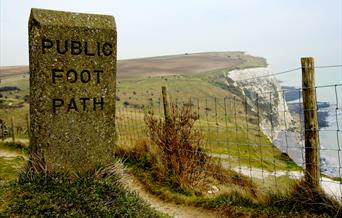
[0, 0, 341, 85]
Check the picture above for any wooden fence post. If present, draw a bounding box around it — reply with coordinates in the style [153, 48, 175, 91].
[162, 86, 171, 122]
[11, 117, 15, 143]
[301, 57, 320, 192]
[26, 113, 30, 137]
[0, 120, 4, 141]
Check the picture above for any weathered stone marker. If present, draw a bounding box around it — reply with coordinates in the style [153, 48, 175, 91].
[29, 8, 116, 174]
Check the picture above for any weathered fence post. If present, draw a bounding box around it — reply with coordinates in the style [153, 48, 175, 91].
[26, 113, 30, 137]
[0, 120, 4, 141]
[11, 117, 15, 143]
[162, 86, 171, 122]
[301, 57, 320, 192]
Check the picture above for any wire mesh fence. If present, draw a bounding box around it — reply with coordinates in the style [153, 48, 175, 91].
[0, 61, 340, 200]
[116, 64, 342, 200]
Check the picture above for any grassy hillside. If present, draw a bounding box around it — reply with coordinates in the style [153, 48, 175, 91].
[1, 52, 340, 217]
[0, 52, 296, 172]
[116, 74, 298, 172]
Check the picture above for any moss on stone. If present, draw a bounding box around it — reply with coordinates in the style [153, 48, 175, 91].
[29, 8, 117, 175]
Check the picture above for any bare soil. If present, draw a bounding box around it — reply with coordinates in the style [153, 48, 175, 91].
[0, 52, 246, 80]
[3, 138, 29, 145]
[118, 52, 243, 79]
[0, 149, 20, 158]
[0, 66, 29, 78]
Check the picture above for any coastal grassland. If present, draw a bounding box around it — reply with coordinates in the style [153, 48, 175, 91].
[115, 105, 340, 218]
[1, 64, 340, 217]
[1, 69, 300, 172]
[0, 74, 29, 99]
[116, 74, 300, 171]
[0, 74, 30, 139]
[116, 107, 299, 172]
[0, 103, 29, 134]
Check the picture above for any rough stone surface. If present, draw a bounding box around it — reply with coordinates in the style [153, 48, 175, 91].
[29, 8, 117, 174]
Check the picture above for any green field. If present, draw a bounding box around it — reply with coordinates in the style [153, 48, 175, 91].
[0, 52, 299, 173]
[1, 53, 340, 217]
[116, 74, 299, 172]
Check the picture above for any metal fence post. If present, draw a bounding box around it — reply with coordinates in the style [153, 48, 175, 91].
[301, 57, 320, 192]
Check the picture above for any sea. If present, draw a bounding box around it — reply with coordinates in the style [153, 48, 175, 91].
[281, 67, 342, 178]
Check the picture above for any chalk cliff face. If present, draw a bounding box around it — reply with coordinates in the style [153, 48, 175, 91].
[225, 67, 304, 166]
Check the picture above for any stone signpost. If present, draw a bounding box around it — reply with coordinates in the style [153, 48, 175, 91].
[29, 8, 117, 174]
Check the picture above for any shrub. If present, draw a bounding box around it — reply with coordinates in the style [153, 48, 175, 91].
[24, 95, 29, 102]
[115, 103, 258, 198]
[144, 104, 223, 191]
[123, 101, 130, 107]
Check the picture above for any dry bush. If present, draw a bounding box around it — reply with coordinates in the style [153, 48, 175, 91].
[115, 102, 258, 196]
[144, 104, 212, 190]
[144, 104, 250, 192]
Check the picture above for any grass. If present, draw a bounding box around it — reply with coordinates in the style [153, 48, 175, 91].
[2, 54, 339, 216]
[0, 74, 29, 99]
[0, 103, 29, 131]
[0, 142, 27, 181]
[116, 103, 299, 172]
[0, 141, 29, 152]
[142, 104, 261, 193]
[116, 104, 341, 217]
[121, 156, 341, 217]
[0, 142, 167, 217]
[1, 74, 30, 137]
[120, 144, 341, 217]
[0, 157, 26, 181]
[0, 165, 167, 217]
[114, 65, 301, 173]
[1, 63, 300, 173]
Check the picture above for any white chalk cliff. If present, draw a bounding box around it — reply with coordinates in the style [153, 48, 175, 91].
[225, 67, 304, 166]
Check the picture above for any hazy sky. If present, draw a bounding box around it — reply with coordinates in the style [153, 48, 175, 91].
[0, 0, 341, 84]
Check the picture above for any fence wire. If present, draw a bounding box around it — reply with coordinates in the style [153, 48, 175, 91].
[1, 64, 340, 200]
[116, 65, 342, 200]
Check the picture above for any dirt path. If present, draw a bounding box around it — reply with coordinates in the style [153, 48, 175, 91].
[0, 149, 21, 158]
[3, 138, 30, 145]
[116, 163, 219, 218]
[0, 144, 27, 160]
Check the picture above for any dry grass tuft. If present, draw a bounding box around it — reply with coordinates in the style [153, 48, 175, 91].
[144, 104, 213, 190]
[268, 180, 342, 217]
[291, 180, 341, 216]
[23, 149, 47, 179]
